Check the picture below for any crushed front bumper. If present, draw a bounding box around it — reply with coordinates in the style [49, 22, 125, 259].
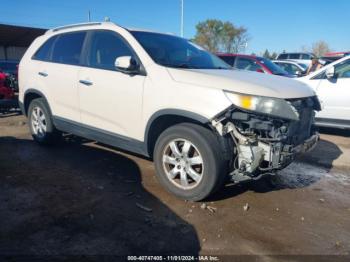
[220, 119, 320, 182]
[228, 133, 319, 183]
[293, 133, 319, 154]
[258, 132, 319, 170]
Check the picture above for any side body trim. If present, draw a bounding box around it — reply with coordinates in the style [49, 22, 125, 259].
[53, 116, 149, 157]
[315, 117, 350, 129]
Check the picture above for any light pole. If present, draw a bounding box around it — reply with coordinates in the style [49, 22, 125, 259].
[180, 0, 184, 37]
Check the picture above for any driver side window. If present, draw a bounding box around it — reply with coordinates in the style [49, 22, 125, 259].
[87, 30, 134, 70]
[335, 60, 350, 78]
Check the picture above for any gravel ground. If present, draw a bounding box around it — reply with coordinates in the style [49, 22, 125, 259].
[0, 113, 350, 261]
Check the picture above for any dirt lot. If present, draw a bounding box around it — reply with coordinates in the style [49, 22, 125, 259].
[1, 113, 350, 260]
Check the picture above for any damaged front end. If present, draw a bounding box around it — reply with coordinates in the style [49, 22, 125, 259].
[212, 93, 321, 183]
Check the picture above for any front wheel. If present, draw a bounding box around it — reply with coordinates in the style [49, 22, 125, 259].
[153, 123, 227, 201]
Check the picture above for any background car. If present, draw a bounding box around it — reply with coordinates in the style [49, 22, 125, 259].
[298, 56, 350, 129]
[0, 69, 18, 112]
[0, 60, 19, 76]
[321, 51, 350, 65]
[324, 51, 350, 58]
[276, 52, 315, 67]
[217, 53, 292, 77]
[273, 60, 307, 77]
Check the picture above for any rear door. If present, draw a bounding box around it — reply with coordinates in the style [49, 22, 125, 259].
[78, 30, 145, 138]
[313, 59, 350, 121]
[25, 35, 57, 104]
[39, 31, 86, 122]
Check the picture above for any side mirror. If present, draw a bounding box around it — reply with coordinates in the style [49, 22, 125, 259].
[115, 56, 139, 74]
[325, 66, 335, 79]
[295, 71, 303, 77]
[256, 68, 264, 73]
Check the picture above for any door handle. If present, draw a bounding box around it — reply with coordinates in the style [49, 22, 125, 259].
[79, 79, 93, 86]
[38, 71, 48, 77]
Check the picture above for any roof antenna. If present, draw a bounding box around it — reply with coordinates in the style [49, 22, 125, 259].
[104, 17, 110, 22]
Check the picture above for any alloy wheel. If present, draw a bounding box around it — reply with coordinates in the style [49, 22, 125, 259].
[162, 138, 204, 190]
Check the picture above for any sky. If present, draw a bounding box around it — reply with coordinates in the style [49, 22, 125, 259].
[1, 0, 349, 54]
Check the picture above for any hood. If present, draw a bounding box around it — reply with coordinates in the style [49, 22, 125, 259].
[167, 68, 315, 99]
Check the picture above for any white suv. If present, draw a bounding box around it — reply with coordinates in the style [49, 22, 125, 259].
[276, 52, 315, 67]
[19, 22, 320, 201]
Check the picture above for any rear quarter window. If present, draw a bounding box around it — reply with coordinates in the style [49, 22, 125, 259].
[32, 36, 57, 61]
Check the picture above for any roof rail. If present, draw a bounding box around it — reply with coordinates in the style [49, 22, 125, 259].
[48, 22, 103, 33]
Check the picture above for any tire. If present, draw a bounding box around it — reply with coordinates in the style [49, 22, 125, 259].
[28, 98, 61, 145]
[153, 123, 227, 201]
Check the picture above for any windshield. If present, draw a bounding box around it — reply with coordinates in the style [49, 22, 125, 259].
[258, 57, 289, 75]
[130, 31, 231, 70]
[298, 63, 308, 70]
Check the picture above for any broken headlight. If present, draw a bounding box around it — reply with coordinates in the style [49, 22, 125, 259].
[224, 91, 299, 121]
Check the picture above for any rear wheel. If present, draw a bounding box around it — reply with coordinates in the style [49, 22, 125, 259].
[28, 98, 61, 145]
[154, 123, 227, 201]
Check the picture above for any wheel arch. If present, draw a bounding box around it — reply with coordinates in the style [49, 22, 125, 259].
[144, 109, 212, 158]
[23, 89, 51, 116]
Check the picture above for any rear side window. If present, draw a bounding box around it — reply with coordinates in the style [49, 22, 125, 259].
[289, 53, 300, 59]
[87, 31, 134, 70]
[301, 54, 311, 59]
[278, 54, 288, 59]
[51, 32, 86, 65]
[219, 56, 236, 66]
[32, 36, 57, 61]
[235, 57, 263, 71]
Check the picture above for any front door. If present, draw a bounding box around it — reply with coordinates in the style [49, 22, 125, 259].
[314, 59, 350, 121]
[78, 30, 145, 139]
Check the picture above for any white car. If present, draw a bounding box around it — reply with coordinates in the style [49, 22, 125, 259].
[276, 52, 315, 67]
[298, 56, 350, 129]
[273, 60, 308, 77]
[19, 22, 320, 201]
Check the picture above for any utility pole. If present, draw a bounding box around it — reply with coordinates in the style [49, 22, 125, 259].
[88, 10, 91, 22]
[180, 0, 184, 37]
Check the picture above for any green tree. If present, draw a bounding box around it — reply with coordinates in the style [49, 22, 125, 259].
[193, 19, 249, 53]
[262, 49, 271, 59]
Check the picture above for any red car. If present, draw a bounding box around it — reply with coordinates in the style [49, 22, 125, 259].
[324, 51, 350, 58]
[0, 69, 18, 111]
[217, 53, 292, 77]
[0, 71, 14, 99]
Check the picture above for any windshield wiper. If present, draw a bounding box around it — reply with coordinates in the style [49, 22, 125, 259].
[162, 63, 197, 69]
[162, 63, 229, 70]
[213, 66, 230, 70]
